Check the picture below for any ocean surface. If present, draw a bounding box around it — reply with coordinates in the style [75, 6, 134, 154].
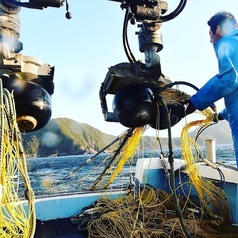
[24, 144, 236, 198]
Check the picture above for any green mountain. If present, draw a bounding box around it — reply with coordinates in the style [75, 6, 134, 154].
[22, 118, 117, 157]
[189, 120, 232, 145]
[21, 118, 232, 158]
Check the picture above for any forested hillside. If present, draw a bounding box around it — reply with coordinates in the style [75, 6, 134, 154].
[22, 118, 117, 157]
[21, 118, 232, 158]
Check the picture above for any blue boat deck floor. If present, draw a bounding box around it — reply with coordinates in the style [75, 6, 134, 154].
[35, 218, 87, 238]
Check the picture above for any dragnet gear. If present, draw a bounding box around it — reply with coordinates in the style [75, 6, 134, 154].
[151, 86, 191, 130]
[0, 79, 35, 238]
[90, 126, 145, 190]
[66, 84, 238, 237]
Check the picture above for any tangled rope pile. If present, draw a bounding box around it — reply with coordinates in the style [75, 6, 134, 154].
[86, 186, 238, 238]
[0, 80, 35, 238]
[74, 103, 238, 237]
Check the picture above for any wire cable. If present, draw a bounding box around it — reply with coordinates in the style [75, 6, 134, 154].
[160, 0, 187, 23]
[123, 8, 136, 63]
[156, 94, 192, 238]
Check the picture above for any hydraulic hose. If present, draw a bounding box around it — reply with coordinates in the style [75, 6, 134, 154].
[160, 0, 187, 22]
[153, 80, 217, 113]
[123, 8, 136, 63]
[156, 94, 192, 238]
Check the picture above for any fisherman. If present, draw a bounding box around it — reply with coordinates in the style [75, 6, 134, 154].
[184, 11, 238, 167]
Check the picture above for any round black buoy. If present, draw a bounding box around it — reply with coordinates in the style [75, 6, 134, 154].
[2, 78, 52, 132]
[112, 84, 156, 128]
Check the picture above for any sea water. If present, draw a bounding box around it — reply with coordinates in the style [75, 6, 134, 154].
[24, 144, 236, 198]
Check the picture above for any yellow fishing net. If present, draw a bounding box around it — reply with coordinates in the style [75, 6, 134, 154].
[103, 127, 144, 188]
[82, 105, 237, 237]
[0, 80, 35, 238]
[86, 186, 237, 238]
[181, 108, 231, 224]
[90, 127, 145, 190]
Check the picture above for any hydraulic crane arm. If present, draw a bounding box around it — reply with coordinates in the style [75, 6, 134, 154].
[108, 0, 187, 23]
[2, 0, 64, 8]
[0, 0, 189, 131]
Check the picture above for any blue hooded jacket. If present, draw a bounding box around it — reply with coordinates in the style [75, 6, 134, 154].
[190, 29, 238, 159]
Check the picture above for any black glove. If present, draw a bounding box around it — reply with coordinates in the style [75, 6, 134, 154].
[183, 99, 197, 115]
[213, 113, 224, 122]
[218, 113, 224, 120]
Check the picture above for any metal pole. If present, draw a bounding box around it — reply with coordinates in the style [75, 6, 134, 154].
[205, 139, 216, 163]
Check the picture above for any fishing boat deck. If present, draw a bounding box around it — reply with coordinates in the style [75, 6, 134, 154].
[34, 218, 87, 238]
[26, 157, 238, 237]
[35, 218, 86, 238]
[23, 189, 126, 238]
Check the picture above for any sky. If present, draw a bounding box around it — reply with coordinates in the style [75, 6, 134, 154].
[17, 0, 238, 138]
